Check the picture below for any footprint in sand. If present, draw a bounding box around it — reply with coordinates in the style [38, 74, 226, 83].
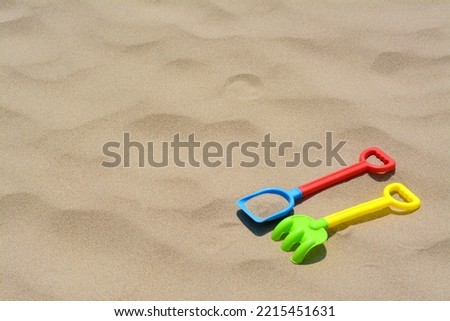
[224, 73, 263, 100]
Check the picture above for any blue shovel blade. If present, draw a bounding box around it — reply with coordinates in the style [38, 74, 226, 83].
[237, 187, 303, 223]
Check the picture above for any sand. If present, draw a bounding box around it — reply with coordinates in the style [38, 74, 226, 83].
[1, 1, 449, 300]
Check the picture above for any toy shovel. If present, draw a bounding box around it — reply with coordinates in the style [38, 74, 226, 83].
[237, 147, 395, 223]
[272, 183, 421, 264]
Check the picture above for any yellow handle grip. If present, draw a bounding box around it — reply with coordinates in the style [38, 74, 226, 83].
[323, 183, 421, 229]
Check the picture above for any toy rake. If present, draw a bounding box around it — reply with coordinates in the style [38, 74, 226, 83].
[271, 183, 421, 264]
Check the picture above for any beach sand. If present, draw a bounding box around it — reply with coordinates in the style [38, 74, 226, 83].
[1, 1, 449, 300]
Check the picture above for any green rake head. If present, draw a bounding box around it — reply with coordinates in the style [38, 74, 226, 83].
[271, 215, 328, 264]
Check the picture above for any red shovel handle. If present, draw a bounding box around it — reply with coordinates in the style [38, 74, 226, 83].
[359, 147, 396, 173]
[299, 147, 396, 197]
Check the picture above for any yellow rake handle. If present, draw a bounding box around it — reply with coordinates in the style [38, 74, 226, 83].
[323, 183, 421, 229]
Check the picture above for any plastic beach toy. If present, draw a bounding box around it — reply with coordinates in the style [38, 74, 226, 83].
[272, 182, 421, 264]
[237, 147, 395, 223]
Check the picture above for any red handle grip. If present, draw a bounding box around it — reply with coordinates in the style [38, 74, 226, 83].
[299, 147, 396, 197]
[359, 147, 396, 173]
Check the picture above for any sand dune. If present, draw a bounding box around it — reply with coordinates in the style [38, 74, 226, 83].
[1, 1, 449, 300]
